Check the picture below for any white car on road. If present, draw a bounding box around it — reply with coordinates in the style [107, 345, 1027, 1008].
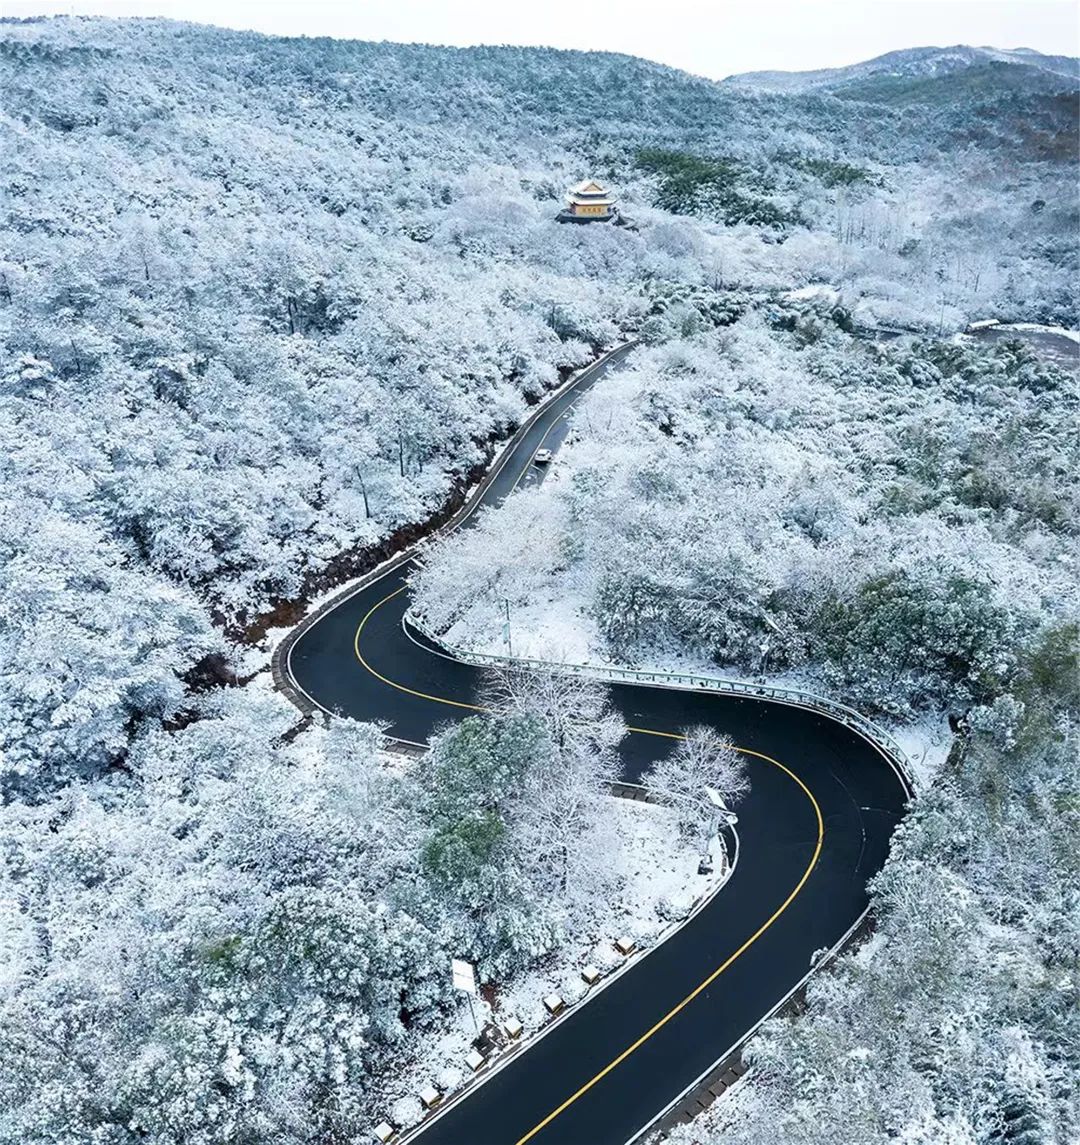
[533, 448, 553, 464]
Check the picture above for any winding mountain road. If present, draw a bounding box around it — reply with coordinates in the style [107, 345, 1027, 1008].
[281, 346, 912, 1145]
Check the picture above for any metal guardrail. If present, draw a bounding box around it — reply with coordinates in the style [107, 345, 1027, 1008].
[401, 614, 918, 1140]
[405, 612, 916, 795]
[399, 613, 919, 1143]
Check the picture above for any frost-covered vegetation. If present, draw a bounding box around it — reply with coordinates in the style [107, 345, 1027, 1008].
[413, 318, 1078, 720]
[411, 222, 1080, 1145]
[1, 662, 680, 1141]
[416, 342, 1080, 1145]
[670, 647, 1079, 1145]
[1, 14, 1077, 1145]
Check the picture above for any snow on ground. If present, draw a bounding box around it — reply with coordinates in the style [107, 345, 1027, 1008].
[614, 649, 954, 789]
[261, 352, 627, 664]
[442, 583, 598, 665]
[887, 713, 955, 791]
[783, 284, 841, 304]
[436, 584, 952, 791]
[260, 549, 417, 657]
[367, 796, 724, 1133]
[233, 641, 274, 677]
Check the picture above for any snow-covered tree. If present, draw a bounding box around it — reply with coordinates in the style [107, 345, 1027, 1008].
[1, 16, 1076, 1144]
[415, 669, 623, 976]
[645, 726, 748, 845]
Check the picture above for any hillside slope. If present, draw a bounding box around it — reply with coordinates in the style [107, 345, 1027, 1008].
[0, 18, 1077, 1145]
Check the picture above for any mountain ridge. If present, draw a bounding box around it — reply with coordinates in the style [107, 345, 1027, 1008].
[7, 16, 1077, 96]
[724, 43, 1079, 92]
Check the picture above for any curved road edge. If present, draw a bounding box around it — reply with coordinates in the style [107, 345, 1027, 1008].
[271, 339, 921, 1143]
[403, 613, 917, 795]
[396, 622, 919, 1142]
[391, 791, 741, 1145]
[630, 895, 877, 1142]
[271, 341, 638, 730]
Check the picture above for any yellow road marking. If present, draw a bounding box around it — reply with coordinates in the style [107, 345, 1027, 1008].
[626, 725, 684, 740]
[515, 748, 822, 1144]
[354, 590, 731, 743]
[353, 587, 825, 1143]
[509, 347, 629, 494]
[354, 587, 485, 712]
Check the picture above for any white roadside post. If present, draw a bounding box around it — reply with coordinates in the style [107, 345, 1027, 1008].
[700, 786, 738, 875]
[451, 957, 481, 1037]
[758, 639, 770, 682]
[757, 611, 783, 681]
[502, 1016, 523, 1040]
[419, 1085, 442, 1111]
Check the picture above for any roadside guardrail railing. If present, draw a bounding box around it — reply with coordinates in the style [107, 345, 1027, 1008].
[404, 611, 916, 795]
[403, 611, 919, 1143]
[272, 336, 919, 1143]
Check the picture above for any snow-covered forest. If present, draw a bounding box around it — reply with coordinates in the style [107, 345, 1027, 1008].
[431, 318, 1076, 1144]
[412, 321, 1077, 721]
[1, 14, 1077, 1145]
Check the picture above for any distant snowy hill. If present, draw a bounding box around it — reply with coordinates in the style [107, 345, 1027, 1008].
[725, 44, 1080, 94]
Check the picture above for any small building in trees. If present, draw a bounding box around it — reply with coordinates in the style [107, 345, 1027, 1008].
[557, 179, 618, 223]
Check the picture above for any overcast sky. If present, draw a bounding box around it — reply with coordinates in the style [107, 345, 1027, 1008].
[6, 0, 1077, 80]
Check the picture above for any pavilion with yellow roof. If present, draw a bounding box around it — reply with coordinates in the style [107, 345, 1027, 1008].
[557, 179, 619, 223]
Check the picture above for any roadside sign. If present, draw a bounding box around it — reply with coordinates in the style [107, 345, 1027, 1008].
[451, 958, 477, 997]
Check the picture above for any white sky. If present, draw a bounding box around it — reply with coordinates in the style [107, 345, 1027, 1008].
[5, 0, 1078, 80]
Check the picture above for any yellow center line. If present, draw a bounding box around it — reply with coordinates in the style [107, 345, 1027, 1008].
[515, 749, 821, 1144]
[353, 587, 825, 1145]
[354, 587, 487, 712]
[352, 589, 715, 735]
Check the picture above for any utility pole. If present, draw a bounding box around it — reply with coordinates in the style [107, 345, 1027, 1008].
[503, 598, 513, 657]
